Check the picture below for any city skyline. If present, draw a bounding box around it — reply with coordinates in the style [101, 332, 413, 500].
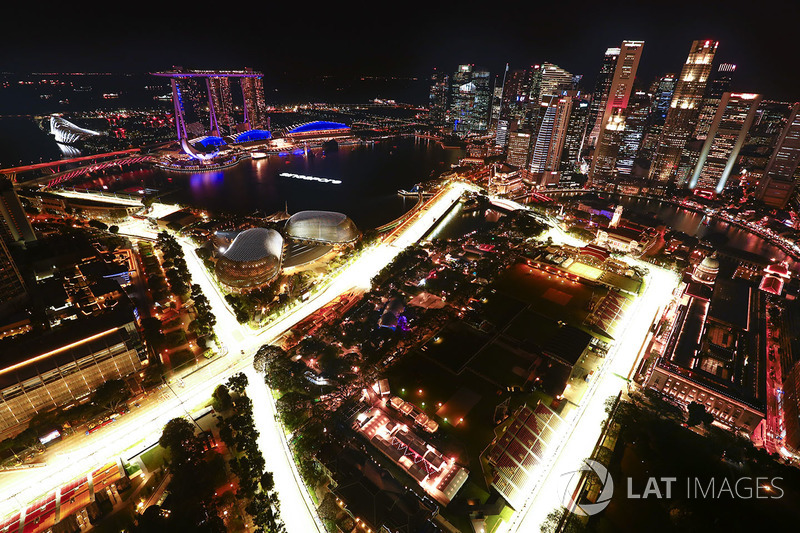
[2, 1, 799, 100]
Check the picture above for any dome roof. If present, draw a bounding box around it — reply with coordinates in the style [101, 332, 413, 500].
[699, 254, 719, 271]
[221, 228, 284, 262]
[288, 121, 349, 134]
[285, 211, 358, 244]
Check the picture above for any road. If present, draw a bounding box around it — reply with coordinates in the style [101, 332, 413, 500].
[0, 181, 474, 530]
[495, 219, 679, 533]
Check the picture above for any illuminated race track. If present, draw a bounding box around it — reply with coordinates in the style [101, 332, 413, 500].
[495, 221, 680, 533]
[0, 181, 476, 531]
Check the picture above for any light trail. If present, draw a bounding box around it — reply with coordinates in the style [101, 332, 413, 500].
[495, 218, 679, 533]
[279, 172, 342, 185]
[0, 184, 474, 531]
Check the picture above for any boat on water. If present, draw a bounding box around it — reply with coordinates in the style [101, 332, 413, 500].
[398, 184, 434, 197]
[251, 151, 267, 159]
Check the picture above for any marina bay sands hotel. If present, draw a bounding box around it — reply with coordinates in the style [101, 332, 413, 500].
[152, 67, 268, 141]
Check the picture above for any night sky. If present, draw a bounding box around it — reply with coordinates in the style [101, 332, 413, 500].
[3, 0, 798, 100]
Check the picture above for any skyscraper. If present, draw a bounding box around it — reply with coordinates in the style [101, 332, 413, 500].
[589, 40, 644, 185]
[207, 76, 236, 135]
[648, 40, 719, 186]
[507, 130, 533, 169]
[587, 47, 621, 147]
[560, 95, 591, 173]
[0, 236, 26, 313]
[688, 92, 762, 193]
[448, 65, 492, 134]
[0, 178, 36, 245]
[530, 95, 573, 173]
[616, 89, 651, 176]
[240, 70, 268, 130]
[153, 68, 267, 142]
[694, 63, 737, 140]
[590, 110, 626, 189]
[640, 73, 677, 160]
[428, 69, 449, 128]
[757, 103, 800, 207]
[535, 63, 575, 102]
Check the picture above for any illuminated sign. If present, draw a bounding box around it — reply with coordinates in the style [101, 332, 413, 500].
[39, 429, 61, 445]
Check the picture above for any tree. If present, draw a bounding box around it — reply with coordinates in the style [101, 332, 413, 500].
[687, 401, 714, 427]
[92, 379, 131, 412]
[159, 418, 201, 467]
[226, 372, 249, 394]
[88, 219, 108, 230]
[253, 345, 287, 374]
[212, 384, 233, 412]
[317, 493, 340, 522]
[260, 471, 275, 492]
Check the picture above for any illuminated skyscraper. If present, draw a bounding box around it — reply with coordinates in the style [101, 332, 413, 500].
[507, 130, 533, 168]
[428, 69, 449, 128]
[616, 89, 651, 176]
[640, 73, 676, 159]
[688, 92, 762, 193]
[0, 178, 36, 245]
[207, 76, 236, 135]
[152, 68, 267, 142]
[648, 40, 718, 186]
[590, 110, 626, 189]
[694, 63, 737, 140]
[495, 119, 510, 148]
[535, 63, 575, 103]
[589, 40, 644, 185]
[448, 65, 492, 134]
[587, 47, 621, 147]
[530, 95, 573, 173]
[757, 103, 800, 207]
[240, 70, 268, 129]
[560, 94, 591, 172]
[0, 236, 26, 313]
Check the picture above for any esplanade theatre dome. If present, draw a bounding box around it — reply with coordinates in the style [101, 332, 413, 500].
[215, 228, 284, 289]
[285, 211, 359, 244]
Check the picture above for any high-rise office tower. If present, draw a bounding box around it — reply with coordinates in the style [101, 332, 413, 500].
[535, 63, 575, 102]
[587, 47, 621, 147]
[649, 40, 719, 186]
[495, 119, 510, 148]
[757, 103, 800, 208]
[694, 63, 737, 140]
[589, 40, 645, 185]
[490, 68, 507, 130]
[640, 73, 677, 159]
[590, 110, 626, 189]
[429, 69, 449, 128]
[448, 65, 492, 134]
[616, 89, 651, 176]
[530, 94, 573, 173]
[688, 92, 762, 193]
[560, 95, 591, 173]
[0, 178, 36, 245]
[507, 130, 533, 168]
[500, 68, 528, 123]
[0, 236, 26, 313]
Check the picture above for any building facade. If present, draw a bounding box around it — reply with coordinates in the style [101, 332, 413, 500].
[0, 317, 145, 436]
[649, 40, 719, 186]
[688, 92, 762, 193]
[757, 102, 800, 208]
[448, 65, 492, 134]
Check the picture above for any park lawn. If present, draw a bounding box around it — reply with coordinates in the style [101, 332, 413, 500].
[139, 445, 166, 472]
